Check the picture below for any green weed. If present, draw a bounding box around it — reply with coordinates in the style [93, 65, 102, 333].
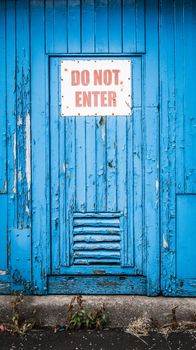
[67, 295, 107, 330]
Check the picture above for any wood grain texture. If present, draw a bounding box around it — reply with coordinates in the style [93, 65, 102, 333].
[0, 0, 195, 296]
[48, 275, 147, 294]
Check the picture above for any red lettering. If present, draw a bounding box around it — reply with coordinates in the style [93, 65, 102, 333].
[101, 91, 107, 107]
[91, 91, 99, 107]
[112, 70, 120, 85]
[103, 70, 112, 85]
[81, 70, 90, 86]
[75, 90, 117, 108]
[83, 91, 91, 107]
[71, 70, 80, 86]
[94, 70, 102, 85]
[108, 91, 117, 107]
[94, 69, 120, 86]
[75, 91, 82, 107]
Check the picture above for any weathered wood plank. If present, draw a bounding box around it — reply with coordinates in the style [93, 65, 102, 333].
[95, 0, 108, 53]
[0, 195, 7, 271]
[48, 275, 147, 294]
[16, 0, 31, 228]
[68, 0, 81, 53]
[82, 0, 95, 53]
[31, 0, 48, 294]
[145, 0, 160, 295]
[0, 0, 7, 193]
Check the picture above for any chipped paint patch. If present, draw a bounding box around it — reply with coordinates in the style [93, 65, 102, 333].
[12, 132, 17, 193]
[62, 162, 66, 173]
[102, 125, 105, 143]
[4, 180, 7, 192]
[18, 169, 22, 181]
[26, 113, 31, 194]
[0, 270, 7, 276]
[25, 204, 30, 215]
[17, 116, 23, 126]
[156, 178, 159, 193]
[99, 115, 105, 126]
[155, 178, 159, 207]
[163, 237, 169, 249]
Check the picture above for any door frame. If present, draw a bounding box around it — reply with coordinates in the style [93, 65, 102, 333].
[31, 0, 160, 296]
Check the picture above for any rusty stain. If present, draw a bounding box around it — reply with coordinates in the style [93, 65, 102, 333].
[163, 237, 169, 249]
[93, 270, 106, 275]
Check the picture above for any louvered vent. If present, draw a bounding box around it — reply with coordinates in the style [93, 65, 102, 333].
[72, 213, 121, 265]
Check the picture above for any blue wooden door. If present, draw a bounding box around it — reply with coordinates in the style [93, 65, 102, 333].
[49, 57, 146, 294]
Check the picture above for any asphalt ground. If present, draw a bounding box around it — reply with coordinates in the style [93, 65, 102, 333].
[0, 329, 196, 350]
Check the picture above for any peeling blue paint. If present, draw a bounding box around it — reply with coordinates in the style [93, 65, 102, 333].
[0, 0, 195, 296]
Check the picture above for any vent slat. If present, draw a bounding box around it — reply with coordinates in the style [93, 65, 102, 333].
[73, 213, 121, 218]
[73, 234, 120, 242]
[74, 219, 120, 227]
[72, 213, 121, 265]
[74, 243, 120, 250]
[74, 258, 120, 265]
[74, 251, 121, 259]
[73, 227, 120, 234]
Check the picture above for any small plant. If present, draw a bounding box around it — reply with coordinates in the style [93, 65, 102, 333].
[171, 306, 178, 330]
[0, 293, 34, 335]
[67, 295, 107, 330]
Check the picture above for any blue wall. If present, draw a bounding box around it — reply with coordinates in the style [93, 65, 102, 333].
[0, 0, 195, 296]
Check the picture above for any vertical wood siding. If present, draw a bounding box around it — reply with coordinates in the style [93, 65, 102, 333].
[0, 1, 7, 194]
[50, 57, 143, 279]
[45, 0, 145, 54]
[0, 0, 32, 293]
[0, 0, 195, 295]
[160, 0, 196, 295]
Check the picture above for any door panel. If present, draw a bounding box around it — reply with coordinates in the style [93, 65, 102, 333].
[50, 57, 144, 278]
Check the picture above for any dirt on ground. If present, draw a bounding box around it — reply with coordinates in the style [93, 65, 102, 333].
[0, 329, 196, 350]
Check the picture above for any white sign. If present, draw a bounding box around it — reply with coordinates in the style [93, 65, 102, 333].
[61, 60, 131, 117]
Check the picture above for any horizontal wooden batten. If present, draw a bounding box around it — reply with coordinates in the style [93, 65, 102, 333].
[48, 275, 147, 294]
[175, 279, 196, 297]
